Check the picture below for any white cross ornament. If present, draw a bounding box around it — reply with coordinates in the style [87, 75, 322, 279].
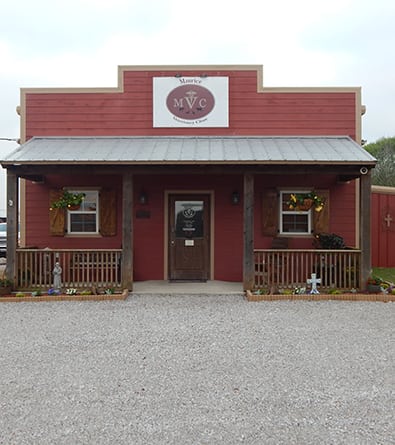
[307, 273, 321, 294]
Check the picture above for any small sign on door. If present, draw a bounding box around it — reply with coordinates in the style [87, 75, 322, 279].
[185, 240, 194, 246]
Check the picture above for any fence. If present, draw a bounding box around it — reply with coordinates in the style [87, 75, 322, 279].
[16, 249, 122, 291]
[254, 249, 361, 291]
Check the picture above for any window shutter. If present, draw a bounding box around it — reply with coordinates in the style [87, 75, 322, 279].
[313, 189, 330, 234]
[100, 189, 117, 236]
[49, 189, 66, 236]
[262, 189, 279, 236]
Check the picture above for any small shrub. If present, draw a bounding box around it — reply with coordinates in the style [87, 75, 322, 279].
[251, 288, 268, 295]
[367, 276, 382, 286]
[15, 292, 25, 298]
[328, 288, 342, 295]
[0, 278, 13, 288]
[314, 233, 346, 249]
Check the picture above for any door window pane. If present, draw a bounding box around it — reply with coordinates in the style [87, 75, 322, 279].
[175, 201, 204, 238]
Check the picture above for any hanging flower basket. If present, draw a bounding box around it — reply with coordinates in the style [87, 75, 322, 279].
[296, 198, 313, 211]
[287, 192, 325, 212]
[50, 191, 85, 210]
[67, 204, 81, 211]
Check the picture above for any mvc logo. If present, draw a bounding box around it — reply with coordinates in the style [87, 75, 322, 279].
[166, 84, 215, 120]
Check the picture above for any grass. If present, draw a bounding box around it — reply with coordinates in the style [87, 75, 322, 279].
[372, 267, 395, 284]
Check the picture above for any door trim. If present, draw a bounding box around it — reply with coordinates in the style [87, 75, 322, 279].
[164, 190, 214, 280]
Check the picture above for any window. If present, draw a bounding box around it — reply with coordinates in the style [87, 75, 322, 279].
[280, 191, 312, 235]
[67, 190, 99, 234]
[175, 201, 204, 238]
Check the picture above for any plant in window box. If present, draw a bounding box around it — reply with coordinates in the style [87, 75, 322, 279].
[287, 192, 325, 212]
[50, 191, 85, 210]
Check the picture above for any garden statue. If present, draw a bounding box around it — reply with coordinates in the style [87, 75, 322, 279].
[307, 272, 321, 294]
[53, 262, 62, 291]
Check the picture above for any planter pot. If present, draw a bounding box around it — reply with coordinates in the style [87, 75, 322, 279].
[0, 287, 12, 296]
[367, 284, 381, 293]
[67, 204, 80, 211]
[296, 198, 313, 211]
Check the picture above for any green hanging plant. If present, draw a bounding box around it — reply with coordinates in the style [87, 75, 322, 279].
[50, 191, 85, 210]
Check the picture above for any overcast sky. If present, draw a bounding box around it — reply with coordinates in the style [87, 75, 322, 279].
[1, 0, 394, 214]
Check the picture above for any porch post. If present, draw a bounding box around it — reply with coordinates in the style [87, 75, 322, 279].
[5, 170, 18, 283]
[243, 173, 254, 291]
[360, 170, 372, 290]
[121, 173, 133, 290]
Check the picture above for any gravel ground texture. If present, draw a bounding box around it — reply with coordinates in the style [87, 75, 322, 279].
[0, 294, 394, 445]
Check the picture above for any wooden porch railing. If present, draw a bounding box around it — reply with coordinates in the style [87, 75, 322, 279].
[254, 249, 361, 291]
[15, 249, 122, 291]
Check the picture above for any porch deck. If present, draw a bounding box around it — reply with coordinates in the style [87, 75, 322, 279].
[132, 280, 243, 294]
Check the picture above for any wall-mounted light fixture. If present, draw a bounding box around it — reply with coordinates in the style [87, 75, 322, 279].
[231, 191, 240, 205]
[139, 191, 148, 205]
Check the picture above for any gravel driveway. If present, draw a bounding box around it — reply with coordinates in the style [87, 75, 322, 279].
[0, 295, 394, 445]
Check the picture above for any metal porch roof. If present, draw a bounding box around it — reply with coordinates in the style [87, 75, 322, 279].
[1, 136, 376, 166]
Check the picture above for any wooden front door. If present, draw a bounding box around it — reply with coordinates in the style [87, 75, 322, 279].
[168, 194, 210, 281]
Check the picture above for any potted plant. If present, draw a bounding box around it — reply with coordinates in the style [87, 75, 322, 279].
[366, 276, 382, 293]
[0, 278, 13, 296]
[314, 233, 346, 249]
[50, 191, 85, 210]
[287, 192, 325, 212]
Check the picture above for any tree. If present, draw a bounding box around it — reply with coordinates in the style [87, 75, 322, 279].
[364, 137, 395, 186]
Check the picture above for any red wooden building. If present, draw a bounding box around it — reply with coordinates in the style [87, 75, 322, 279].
[1, 65, 376, 291]
[371, 185, 395, 267]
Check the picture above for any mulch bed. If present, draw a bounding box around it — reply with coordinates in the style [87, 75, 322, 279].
[0, 289, 129, 302]
[246, 290, 395, 302]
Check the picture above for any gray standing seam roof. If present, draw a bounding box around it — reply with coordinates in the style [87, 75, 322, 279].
[1, 136, 376, 165]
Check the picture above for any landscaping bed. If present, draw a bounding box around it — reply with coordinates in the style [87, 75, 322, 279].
[0, 289, 129, 302]
[246, 290, 395, 302]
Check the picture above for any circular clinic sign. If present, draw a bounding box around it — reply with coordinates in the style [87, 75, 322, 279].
[183, 207, 196, 218]
[166, 84, 215, 120]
